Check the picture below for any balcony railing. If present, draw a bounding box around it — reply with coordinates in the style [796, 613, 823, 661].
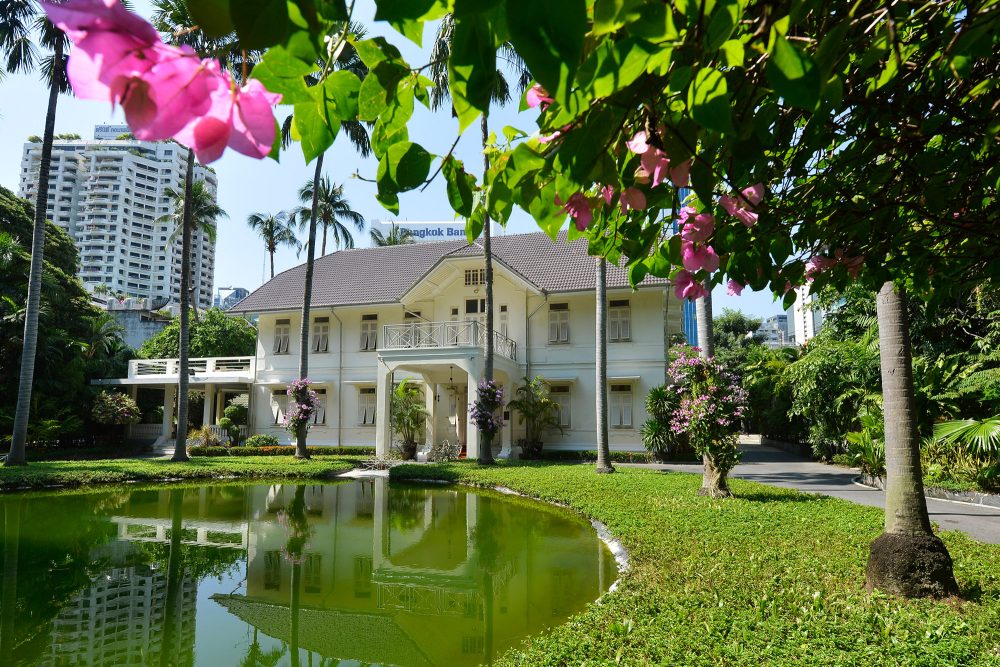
[127, 356, 254, 379]
[381, 321, 517, 361]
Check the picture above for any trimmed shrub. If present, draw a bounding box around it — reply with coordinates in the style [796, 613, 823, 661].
[244, 434, 280, 448]
[189, 445, 375, 457]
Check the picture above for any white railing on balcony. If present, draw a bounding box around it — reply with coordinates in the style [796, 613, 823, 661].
[381, 321, 517, 361]
[206, 425, 250, 442]
[127, 356, 254, 379]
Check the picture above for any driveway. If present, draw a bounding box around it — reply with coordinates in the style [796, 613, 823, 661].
[626, 445, 1000, 544]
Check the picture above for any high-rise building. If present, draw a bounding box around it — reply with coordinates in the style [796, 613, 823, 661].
[18, 126, 218, 310]
[757, 313, 793, 348]
[785, 285, 830, 345]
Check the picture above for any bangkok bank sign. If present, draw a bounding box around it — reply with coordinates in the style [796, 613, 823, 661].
[369, 221, 501, 244]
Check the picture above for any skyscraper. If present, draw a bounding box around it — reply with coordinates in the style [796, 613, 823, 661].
[18, 125, 218, 310]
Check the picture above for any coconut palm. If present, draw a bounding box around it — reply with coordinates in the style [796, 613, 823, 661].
[694, 281, 716, 492]
[153, 0, 246, 462]
[84, 313, 126, 360]
[370, 223, 416, 247]
[429, 15, 530, 465]
[3, 1, 71, 467]
[595, 257, 614, 473]
[296, 178, 364, 257]
[246, 211, 301, 279]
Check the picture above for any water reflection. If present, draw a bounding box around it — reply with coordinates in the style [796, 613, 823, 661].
[0, 480, 616, 666]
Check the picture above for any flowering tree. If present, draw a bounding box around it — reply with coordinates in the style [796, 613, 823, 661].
[470, 379, 505, 458]
[91, 390, 142, 426]
[283, 378, 321, 445]
[667, 347, 747, 498]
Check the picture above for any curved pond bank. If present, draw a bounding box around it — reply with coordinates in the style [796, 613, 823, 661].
[0, 477, 616, 666]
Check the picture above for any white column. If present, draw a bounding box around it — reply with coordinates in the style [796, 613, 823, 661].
[159, 384, 176, 445]
[499, 380, 514, 459]
[465, 364, 481, 459]
[203, 384, 215, 425]
[424, 381, 437, 453]
[374, 364, 393, 456]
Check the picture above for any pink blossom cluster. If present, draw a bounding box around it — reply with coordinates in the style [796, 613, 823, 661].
[556, 183, 648, 232]
[41, 0, 280, 164]
[626, 131, 691, 188]
[672, 206, 719, 301]
[284, 378, 321, 435]
[805, 249, 864, 281]
[720, 184, 765, 227]
[665, 347, 747, 440]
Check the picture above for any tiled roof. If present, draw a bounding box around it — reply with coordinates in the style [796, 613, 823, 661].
[230, 231, 668, 313]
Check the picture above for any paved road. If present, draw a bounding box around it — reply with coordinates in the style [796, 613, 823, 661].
[626, 445, 1000, 544]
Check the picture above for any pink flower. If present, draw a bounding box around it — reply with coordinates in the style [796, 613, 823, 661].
[538, 130, 562, 144]
[743, 183, 765, 206]
[720, 183, 765, 227]
[601, 184, 614, 205]
[526, 84, 553, 109]
[640, 148, 671, 187]
[726, 280, 744, 296]
[556, 192, 593, 231]
[626, 131, 649, 154]
[681, 213, 715, 243]
[41, 0, 159, 42]
[677, 205, 697, 224]
[681, 240, 720, 273]
[619, 187, 646, 214]
[669, 158, 692, 188]
[674, 270, 709, 301]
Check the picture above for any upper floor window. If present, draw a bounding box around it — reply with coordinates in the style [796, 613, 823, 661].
[358, 387, 376, 425]
[312, 317, 329, 353]
[608, 299, 631, 342]
[550, 385, 571, 427]
[273, 319, 290, 354]
[499, 304, 509, 337]
[609, 384, 634, 428]
[464, 268, 485, 285]
[360, 314, 377, 350]
[548, 303, 570, 344]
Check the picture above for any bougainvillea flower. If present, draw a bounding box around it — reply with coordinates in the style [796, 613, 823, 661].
[726, 280, 744, 296]
[601, 184, 614, 205]
[41, 0, 159, 42]
[555, 192, 593, 231]
[626, 131, 649, 154]
[743, 183, 765, 206]
[125, 46, 222, 141]
[681, 240, 720, 273]
[674, 270, 709, 301]
[669, 158, 692, 188]
[526, 84, 553, 109]
[681, 213, 715, 243]
[619, 187, 646, 214]
[720, 183, 765, 228]
[640, 148, 671, 187]
[677, 205, 696, 224]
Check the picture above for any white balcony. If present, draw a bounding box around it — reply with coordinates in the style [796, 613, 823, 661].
[381, 321, 517, 361]
[95, 356, 255, 386]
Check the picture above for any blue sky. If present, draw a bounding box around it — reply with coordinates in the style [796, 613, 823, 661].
[0, 0, 787, 319]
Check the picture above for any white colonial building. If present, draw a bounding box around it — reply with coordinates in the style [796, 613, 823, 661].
[102, 232, 685, 456]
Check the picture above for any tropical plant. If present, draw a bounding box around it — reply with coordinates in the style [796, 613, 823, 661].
[507, 376, 561, 458]
[246, 210, 300, 279]
[244, 434, 280, 448]
[933, 416, 1000, 460]
[641, 384, 684, 461]
[846, 410, 886, 477]
[3, 1, 70, 466]
[712, 308, 764, 371]
[91, 390, 141, 426]
[370, 222, 416, 247]
[390, 379, 427, 461]
[295, 178, 364, 257]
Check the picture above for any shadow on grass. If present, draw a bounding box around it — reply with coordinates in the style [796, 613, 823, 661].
[735, 489, 830, 504]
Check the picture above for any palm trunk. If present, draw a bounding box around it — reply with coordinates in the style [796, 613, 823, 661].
[172, 149, 195, 462]
[269, 250, 275, 279]
[695, 279, 716, 491]
[479, 112, 495, 465]
[595, 257, 614, 473]
[866, 281, 957, 598]
[0, 499, 22, 661]
[7, 39, 63, 467]
[160, 489, 183, 667]
[321, 225, 327, 257]
[296, 153, 324, 459]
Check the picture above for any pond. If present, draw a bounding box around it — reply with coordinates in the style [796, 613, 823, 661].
[0, 479, 617, 666]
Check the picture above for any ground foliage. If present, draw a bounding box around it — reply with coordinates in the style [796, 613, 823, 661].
[391, 461, 1000, 666]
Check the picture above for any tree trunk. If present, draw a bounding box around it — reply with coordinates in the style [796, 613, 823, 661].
[0, 499, 22, 661]
[296, 153, 324, 459]
[172, 149, 195, 462]
[866, 281, 957, 598]
[479, 112, 495, 465]
[695, 279, 715, 491]
[321, 224, 327, 257]
[697, 455, 732, 498]
[160, 489, 183, 667]
[269, 250, 275, 279]
[7, 39, 63, 467]
[595, 257, 614, 473]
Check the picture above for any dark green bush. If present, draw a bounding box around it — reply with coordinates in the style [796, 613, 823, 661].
[244, 434, 280, 448]
[189, 445, 375, 457]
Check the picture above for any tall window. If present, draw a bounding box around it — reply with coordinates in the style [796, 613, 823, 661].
[358, 388, 376, 425]
[354, 556, 373, 598]
[312, 388, 327, 425]
[499, 304, 509, 337]
[464, 268, 485, 285]
[360, 314, 377, 350]
[548, 303, 570, 343]
[609, 384, 634, 428]
[273, 319, 290, 354]
[272, 390, 288, 424]
[304, 554, 322, 594]
[550, 385, 571, 427]
[312, 316, 329, 353]
[608, 299, 631, 342]
[264, 551, 281, 590]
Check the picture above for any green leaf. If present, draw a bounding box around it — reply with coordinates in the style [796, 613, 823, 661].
[688, 67, 733, 135]
[689, 158, 715, 210]
[386, 142, 433, 191]
[293, 89, 337, 164]
[506, 0, 586, 102]
[186, 0, 233, 39]
[354, 37, 403, 69]
[719, 39, 744, 68]
[376, 157, 400, 214]
[371, 83, 413, 158]
[358, 61, 408, 121]
[626, 2, 677, 42]
[581, 38, 656, 99]
[443, 157, 477, 218]
[766, 34, 823, 110]
[449, 15, 497, 130]
[322, 70, 361, 121]
[373, 0, 448, 45]
[487, 179, 513, 223]
[769, 235, 792, 264]
[467, 205, 487, 242]
[314, 0, 348, 20]
[251, 46, 317, 105]
[230, 0, 289, 50]
[555, 105, 626, 182]
[705, 0, 740, 51]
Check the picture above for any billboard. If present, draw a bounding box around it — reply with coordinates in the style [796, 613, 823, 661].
[369, 220, 502, 244]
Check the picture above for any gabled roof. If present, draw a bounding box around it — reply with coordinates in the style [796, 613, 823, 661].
[230, 231, 668, 314]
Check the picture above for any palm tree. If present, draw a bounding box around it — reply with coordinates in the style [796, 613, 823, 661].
[694, 281, 716, 492]
[430, 15, 530, 465]
[84, 313, 125, 360]
[3, 2, 70, 467]
[246, 211, 301, 279]
[370, 223, 416, 247]
[153, 0, 243, 462]
[595, 257, 614, 473]
[866, 282, 957, 597]
[296, 178, 364, 257]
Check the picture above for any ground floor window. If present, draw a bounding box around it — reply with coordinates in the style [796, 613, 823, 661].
[358, 387, 376, 425]
[312, 388, 327, 425]
[271, 389, 288, 425]
[609, 384, 633, 428]
[550, 385, 571, 427]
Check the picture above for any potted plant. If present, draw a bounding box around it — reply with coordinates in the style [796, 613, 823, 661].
[391, 379, 428, 460]
[507, 376, 563, 459]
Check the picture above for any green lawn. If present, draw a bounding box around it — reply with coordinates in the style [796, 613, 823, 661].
[0, 455, 356, 491]
[390, 461, 1000, 666]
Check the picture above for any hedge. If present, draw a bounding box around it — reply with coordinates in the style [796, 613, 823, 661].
[188, 445, 376, 457]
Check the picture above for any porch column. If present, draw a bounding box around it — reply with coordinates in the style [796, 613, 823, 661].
[160, 384, 176, 443]
[203, 384, 215, 426]
[424, 381, 437, 451]
[215, 390, 226, 422]
[374, 364, 393, 456]
[499, 381, 514, 459]
[465, 362, 482, 459]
